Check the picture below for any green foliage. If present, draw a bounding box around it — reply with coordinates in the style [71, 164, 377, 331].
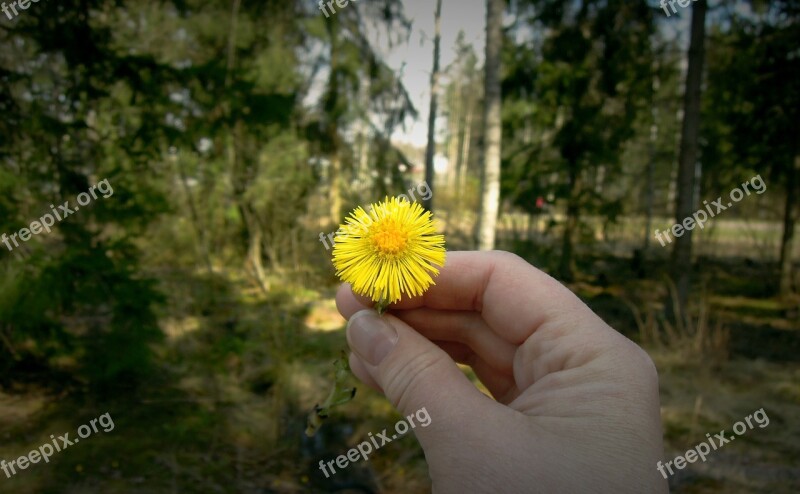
[502, 0, 657, 220]
[703, 2, 800, 195]
[0, 0, 173, 390]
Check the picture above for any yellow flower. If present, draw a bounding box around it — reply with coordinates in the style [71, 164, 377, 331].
[332, 197, 446, 306]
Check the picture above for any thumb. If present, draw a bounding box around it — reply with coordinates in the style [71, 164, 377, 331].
[345, 309, 486, 429]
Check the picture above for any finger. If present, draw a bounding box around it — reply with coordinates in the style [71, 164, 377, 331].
[337, 284, 517, 399]
[393, 308, 516, 375]
[434, 340, 519, 402]
[469, 356, 519, 403]
[338, 286, 519, 397]
[348, 352, 382, 393]
[434, 340, 474, 363]
[337, 251, 604, 344]
[345, 310, 490, 443]
[336, 283, 373, 315]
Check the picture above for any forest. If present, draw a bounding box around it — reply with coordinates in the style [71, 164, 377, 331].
[0, 0, 798, 492]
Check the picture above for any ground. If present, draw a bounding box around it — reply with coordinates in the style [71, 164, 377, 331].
[0, 243, 798, 493]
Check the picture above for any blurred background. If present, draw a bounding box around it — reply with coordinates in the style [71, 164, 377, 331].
[0, 0, 798, 492]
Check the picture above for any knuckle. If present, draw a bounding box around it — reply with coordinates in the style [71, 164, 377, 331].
[624, 342, 659, 386]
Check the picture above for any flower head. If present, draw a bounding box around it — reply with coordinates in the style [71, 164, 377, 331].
[332, 197, 446, 305]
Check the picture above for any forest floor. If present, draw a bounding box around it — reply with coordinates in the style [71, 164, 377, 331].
[0, 246, 798, 493]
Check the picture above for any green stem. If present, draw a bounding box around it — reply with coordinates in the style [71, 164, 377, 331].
[375, 297, 390, 315]
[305, 351, 356, 437]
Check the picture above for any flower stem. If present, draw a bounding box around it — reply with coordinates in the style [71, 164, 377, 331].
[305, 351, 356, 437]
[375, 297, 390, 315]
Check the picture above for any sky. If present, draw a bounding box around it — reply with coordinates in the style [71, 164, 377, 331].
[369, 0, 732, 148]
[376, 0, 486, 148]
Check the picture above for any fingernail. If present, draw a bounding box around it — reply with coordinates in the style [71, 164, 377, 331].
[346, 310, 398, 366]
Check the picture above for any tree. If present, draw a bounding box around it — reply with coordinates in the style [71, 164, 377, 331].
[503, 0, 656, 279]
[0, 0, 175, 390]
[442, 32, 481, 210]
[671, 0, 708, 320]
[476, 0, 504, 251]
[703, 0, 800, 297]
[304, 0, 415, 218]
[424, 0, 444, 212]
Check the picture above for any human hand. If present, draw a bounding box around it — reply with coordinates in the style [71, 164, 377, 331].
[336, 251, 668, 493]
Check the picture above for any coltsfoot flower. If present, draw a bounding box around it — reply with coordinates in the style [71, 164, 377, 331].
[332, 197, 446, 310]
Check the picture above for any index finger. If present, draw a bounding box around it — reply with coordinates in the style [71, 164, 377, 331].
[336, 250, 596, 344]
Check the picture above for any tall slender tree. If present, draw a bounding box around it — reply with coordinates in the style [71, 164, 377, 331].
[671, 0, 708, 320]
[424, 0, 444, 211]
[477, 0, 504, 251]
[442, 32, 481, 210]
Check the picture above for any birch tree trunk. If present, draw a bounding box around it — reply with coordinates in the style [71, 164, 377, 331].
[447, 82, 462, 191]
[356, 71, 371, 194]
[456, 93, 473, 209]
[476, 0, 503, 251]
[325, 17, 343, 224]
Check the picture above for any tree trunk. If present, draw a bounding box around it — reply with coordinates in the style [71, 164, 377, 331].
[329, 154, 342, 224]
[644, 134, 656, 251]
[670, 0, 707, 321]
[779, 154, 798, 296]
[224, 0, 268, 291]
[456, 93, 473, 209]
[241, 204, 269, 293]
[447, 82, 462, 191]
[176, 155, 213, 274]
[643, 72, 659, 252]
[559, 163, 580, 281]
[325, 17, 343, 223]
[476, 0, 503, 251]
[423, 0, 443, 212]
[355, 71, 371, 195]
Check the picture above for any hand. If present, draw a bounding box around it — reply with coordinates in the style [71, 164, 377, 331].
[336, 251, 668, 494]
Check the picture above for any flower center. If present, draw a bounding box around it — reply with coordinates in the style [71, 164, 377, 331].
[371, 224, 408, 256]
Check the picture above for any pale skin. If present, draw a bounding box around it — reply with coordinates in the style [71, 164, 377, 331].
[337, 251, 668, 494]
